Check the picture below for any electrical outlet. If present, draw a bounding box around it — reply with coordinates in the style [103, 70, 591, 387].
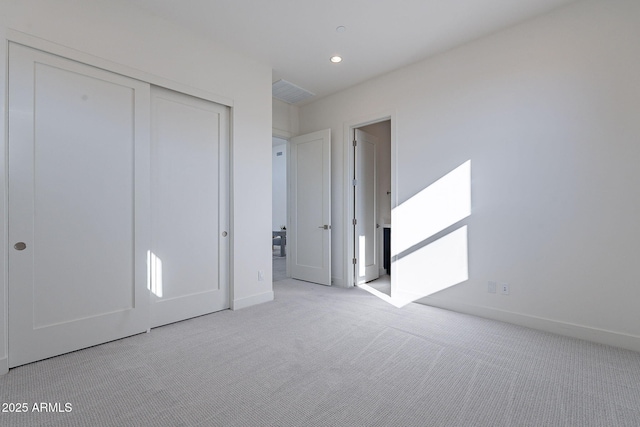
[488, 281, 497, 293]
[258, 270, 264, 281]
[500, 283, 509, 295]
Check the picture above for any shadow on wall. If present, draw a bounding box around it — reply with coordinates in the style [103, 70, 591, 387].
[360, 161, 471, 307]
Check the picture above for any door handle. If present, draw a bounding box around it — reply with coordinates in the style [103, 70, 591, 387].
[14, 242, 27, 251]
[318, 225, 331, 230]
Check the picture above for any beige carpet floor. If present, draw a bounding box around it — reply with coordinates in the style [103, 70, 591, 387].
[1, 278, 639, 426]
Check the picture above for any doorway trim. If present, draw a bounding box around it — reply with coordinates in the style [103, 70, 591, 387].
[343, 112, 396, 288]
[272, 134, 291, 280]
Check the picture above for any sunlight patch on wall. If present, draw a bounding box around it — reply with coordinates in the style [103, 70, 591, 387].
[359, 235, 366, 277]
[392, 160, 470, 257]
[147, 251, 163, 298]
[392, 226, 468, 307]
[359, 160, 471, 307]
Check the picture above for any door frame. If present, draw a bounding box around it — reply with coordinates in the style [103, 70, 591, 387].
[272, 134, 291, 279]
[343, 112, 396, 288]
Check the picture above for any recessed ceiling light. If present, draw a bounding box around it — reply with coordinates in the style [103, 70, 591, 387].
[336, 26, 346, 33]
[330, 56, 343, 63]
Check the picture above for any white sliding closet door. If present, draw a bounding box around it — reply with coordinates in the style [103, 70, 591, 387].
[8, 43, 151, 367]
[150, 87, 230, 327]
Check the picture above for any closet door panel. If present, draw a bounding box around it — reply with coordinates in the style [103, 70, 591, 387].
[8, 43, 151, 367]
[150, 86, 230, 327]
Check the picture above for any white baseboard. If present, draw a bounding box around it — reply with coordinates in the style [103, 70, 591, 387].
[232, 291, 274, 310]
[0, 357, 8, 375]
[418, 297, 640, 353]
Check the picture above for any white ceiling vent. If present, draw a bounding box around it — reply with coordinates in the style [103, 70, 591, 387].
[272, 79, 315, 104]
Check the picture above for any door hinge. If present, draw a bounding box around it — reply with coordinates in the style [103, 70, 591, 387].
[352, 179, 357, 186]
[352, 258, 357, 265]
[353, 139, 357, 147]
[352, 218, 357, 225]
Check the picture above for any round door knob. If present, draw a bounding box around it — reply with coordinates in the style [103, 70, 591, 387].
[14, 242, 26, 251]
[222, 231, 228, 237]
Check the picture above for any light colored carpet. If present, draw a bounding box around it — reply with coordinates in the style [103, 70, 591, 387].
[364, 274, 391, 296]
[1, 278, 640, 426]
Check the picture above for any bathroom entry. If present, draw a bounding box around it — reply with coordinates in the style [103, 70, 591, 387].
[353, 120, 391, 286]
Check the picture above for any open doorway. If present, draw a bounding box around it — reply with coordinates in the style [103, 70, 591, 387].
[272, 129, 332, 286]
[352, 120, 392, 294]
[272, 137, 288, 281]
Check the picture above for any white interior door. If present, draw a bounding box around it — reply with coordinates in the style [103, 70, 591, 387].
[150, 87, 230, 328]
[289, 129, 331, 285]
[8, 43, 151, 367]
[355, 129, 380, 284]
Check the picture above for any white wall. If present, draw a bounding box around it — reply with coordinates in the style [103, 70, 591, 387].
[0, 0, 273, 373]
[272, 140, 287, 230]
[299, 0, 640, 351]
[273, 98, 300, 139]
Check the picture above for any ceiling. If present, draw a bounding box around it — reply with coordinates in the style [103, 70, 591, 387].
[126, 0, 578, 105]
